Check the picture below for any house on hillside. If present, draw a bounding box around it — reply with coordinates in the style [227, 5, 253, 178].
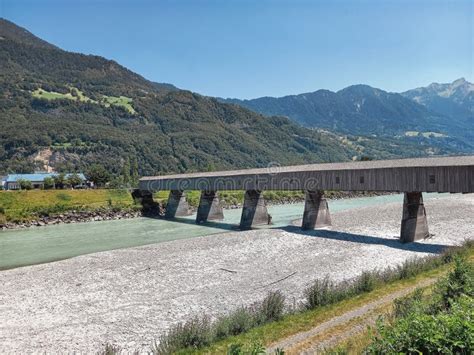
[2, 173, 87, 190]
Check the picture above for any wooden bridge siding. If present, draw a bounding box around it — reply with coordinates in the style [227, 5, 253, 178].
[139, 166, 473, 193]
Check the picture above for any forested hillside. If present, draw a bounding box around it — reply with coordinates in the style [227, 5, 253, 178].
[221, 84, 474, 154]
[1, 19, 469, 178]
[0, 18, 355, 176]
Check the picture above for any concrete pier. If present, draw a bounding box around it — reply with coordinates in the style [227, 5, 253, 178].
[165, 190, 192, 218]
[302, 190, 332, 230]
[196, 191, 224, 223]
[131, 189, 161, 216]
[239, 190, 269, 230]
[400, 192, 429, 243]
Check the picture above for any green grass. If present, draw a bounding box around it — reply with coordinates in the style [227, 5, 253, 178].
[31, 88, 135, 114]
[0, 189, 136, 222]
[32, 88, 76, 101]
[101, 95, 136, 114]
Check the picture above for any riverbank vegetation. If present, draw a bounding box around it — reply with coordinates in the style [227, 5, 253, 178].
[101, 241, 473, 354]
[0, 189, 135, 223]
[329, 252, 473, 354]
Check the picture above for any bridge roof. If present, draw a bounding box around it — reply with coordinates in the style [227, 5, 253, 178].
[141, 155, 474, 181]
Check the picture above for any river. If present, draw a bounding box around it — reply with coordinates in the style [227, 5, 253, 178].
[0, 193, 447, 270]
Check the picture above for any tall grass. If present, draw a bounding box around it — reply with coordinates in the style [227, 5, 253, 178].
[153, 291, 286, 354]
[304, 241, 473, 311]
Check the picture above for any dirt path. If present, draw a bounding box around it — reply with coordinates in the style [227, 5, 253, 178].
[267, 278, 437, 354]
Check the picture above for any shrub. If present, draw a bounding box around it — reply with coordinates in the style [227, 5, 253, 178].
[366, 295, 474, 354]
[43, 177, 55, 189]
[366, 256, 474, 354]
[257, 291, 286, 324]
[227, 341, 267, 354]
[304, 276, 348, 309]
[353, 271, 377, 293]
[431, 255, 474, 312]
[216, 307, 256, 338]
[392, 288, 425, 318]
[100, 343, 121, 355]
[18, 179, 32, 190]
[153, 316, 212, 354]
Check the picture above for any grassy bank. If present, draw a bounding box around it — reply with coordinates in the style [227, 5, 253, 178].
[0, 189, 135, 223]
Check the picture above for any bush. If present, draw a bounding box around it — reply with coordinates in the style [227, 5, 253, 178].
[18, 179, 32, 190]
[214, 308, 256, 339]
[153, 316, 212, 354]
[392, 288, 425, 319]
[431, 255, 474, 312]
[353, 271, 377, 293]
[156, 292, 286, 353]
[304, 277, 348, 309]
[43, 176, 55, 189]
[257, 291, 286, 323]
[367, 295, 474, 354]
[366, 256, 474, 354]
[227, 341, 267, 354]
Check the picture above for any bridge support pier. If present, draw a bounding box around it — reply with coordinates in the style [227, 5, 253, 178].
[302, 190, 331, 230]
[131, 189, 161, 216]
[165, 190, 192, 218]
[196, 191, 224, 223]
[400, 192, 429, 243]
[239, 190, 269, 230]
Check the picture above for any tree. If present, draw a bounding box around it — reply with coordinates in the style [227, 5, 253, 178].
[121, 158, 131, 185]
[130, 157, 139, 186]
[18, 179, 32, 190]
[86, 164, 111, 187]
[53, 173, 66, 189]
[43, 176, 55, 189]
[67, 173, 83, 188]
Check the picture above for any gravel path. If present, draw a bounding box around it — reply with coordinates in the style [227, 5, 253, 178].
[0, 194, 472, 353]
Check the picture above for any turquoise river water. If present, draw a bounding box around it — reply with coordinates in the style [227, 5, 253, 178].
[0, 193, 447, 270]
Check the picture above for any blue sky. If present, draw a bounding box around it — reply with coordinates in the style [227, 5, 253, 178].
[1, 0, 472, 98]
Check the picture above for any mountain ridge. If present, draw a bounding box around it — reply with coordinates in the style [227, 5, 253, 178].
[219, 79, 473, 153]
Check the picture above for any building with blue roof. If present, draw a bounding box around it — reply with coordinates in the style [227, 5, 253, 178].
[2, 173, 87, 190]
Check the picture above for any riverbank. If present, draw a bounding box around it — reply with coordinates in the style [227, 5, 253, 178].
[1, 189, 388, 230]
[0, 193, 472, 353]
[0, 189, 135, 228]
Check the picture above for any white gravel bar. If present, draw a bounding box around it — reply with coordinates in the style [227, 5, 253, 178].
[0, 194, 473, 353]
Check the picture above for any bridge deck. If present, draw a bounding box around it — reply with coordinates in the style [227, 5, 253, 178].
[139, 155, 474, 193]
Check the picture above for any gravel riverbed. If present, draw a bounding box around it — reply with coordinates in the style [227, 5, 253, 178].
[0, 193, 472, 353]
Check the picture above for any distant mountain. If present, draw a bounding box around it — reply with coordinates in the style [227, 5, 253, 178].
[402, 78, 473, 122]
[220, 82, 474, 153]
[0, 18, 359, 175]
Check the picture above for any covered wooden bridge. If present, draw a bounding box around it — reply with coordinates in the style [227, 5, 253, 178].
[136, 155, 474, 243]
